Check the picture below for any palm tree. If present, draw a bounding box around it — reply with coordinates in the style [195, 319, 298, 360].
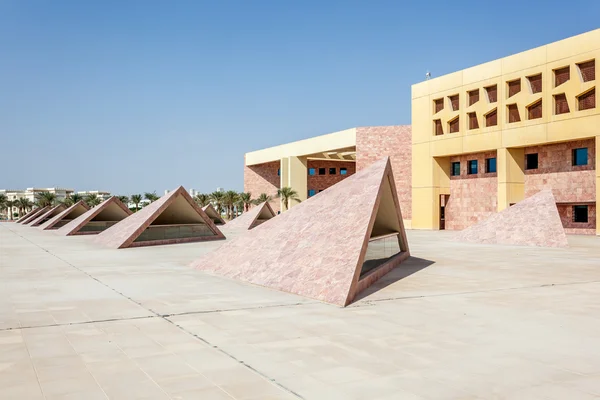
[144, 192, 159, 203]
[222, 190, 239, 220]
[239, 192, 253, 212]
[6, 200, 16, 220]
[17, 197, 33, 217]
[0, 194, 7, 219]
[35, 192, 57, 207]
[117, 195, 129, 205]
[253, 193, 272, 205]
[277, 187, 301, 211]
[209, 191, 225, 215]
[131, 194, 142, 211]
[85, 194, 102, 207]
[194, 193, 210, 207]
[63, 193, 83, 207]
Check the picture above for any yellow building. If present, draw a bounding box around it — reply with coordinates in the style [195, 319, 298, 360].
[411, 29, 599, 235]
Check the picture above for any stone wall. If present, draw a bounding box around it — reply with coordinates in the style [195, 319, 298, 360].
[557, 204, 597, 235]
[356, 126, 412, 220]
[243, 159, 280, 213]
[307, 160, 356, 195]
[446, 151, 498, 231]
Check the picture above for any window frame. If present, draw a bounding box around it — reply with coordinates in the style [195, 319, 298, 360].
[572, 205, 589, 223]
[467, 160, 478, 175]
[340, 168, 347, 175]
[485, 158, 497, 173]
[451, 162, 461, 177]
[525, 153, 539, 170]
[572, 148, 588, 166]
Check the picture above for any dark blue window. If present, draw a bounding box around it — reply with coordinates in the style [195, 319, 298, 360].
[485, 158, 497, 173]
[572, 148, 588, 166]
[308, 168, 316, 176]
[468, 160, 478, 175]
[329, 168, 336, 175]
[451, 162, 460, 176]
[308, 189, 316, 197]
[340, 168, 347, 175]
[277, 169, 280, 176]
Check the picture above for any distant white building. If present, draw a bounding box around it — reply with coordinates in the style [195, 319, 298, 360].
[0, 187, 74, 203]
[77, 190, 111, 201]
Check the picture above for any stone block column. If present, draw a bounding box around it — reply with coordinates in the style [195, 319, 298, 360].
[280, 156, 307, 210]
[497, 148, 525, 212]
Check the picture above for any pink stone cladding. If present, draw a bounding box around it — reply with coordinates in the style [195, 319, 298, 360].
[524, 139, 596, 235]
[243, 159, 280, 213]
[356, 126, 412, 219]
[56, 196, 132, 236]
[446, 151, 498, 231]
[21, 207, 50, 224]
[94, 186, 225, 249]
[16, 208, 40, 223]
[38, 200, 90, 230]
[454, 190, 569, 248]
[220, 201, 275, 233]
[192, 158, 409, 307]
[307, 160, 356, 194]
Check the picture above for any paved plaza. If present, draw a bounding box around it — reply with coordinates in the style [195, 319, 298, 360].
[1, 223, 600, 399]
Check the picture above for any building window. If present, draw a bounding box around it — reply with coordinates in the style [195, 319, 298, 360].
[467, 160, 478, 175]
[329, 167, 336, 175]
[308, 168, 316, 176]
[578, 88, 596, 111]
[572, 148, 588, 166]
[448, 117, 459, 133]
[434, 98, 444, 113]
[308, 189, 316, 197]
[507, 104, 521, 123]
[527, 100, 542, 120]
[573, 205, 588, 223]
[468, 112, 479, 129]
[554, 66, 570, 87]
[526, 153, 538, 170]
[340, 168, 347, 175]
[485, 109, 497, 127]
[451, 162, 460, 176]
[318, 168, 326, 175]
[449, 94, 459, 111]
[277, 169, 280, 176]
[578, 60, 595, 82]
[468, 89, 479, 106]
[485, 158, 497, 173]
[485, 85, 497, 103]
[554, 93, 570, 114]
[434, 119, 443, 135]
[528, 74, 542, 94]
[507, 79, 521, 98]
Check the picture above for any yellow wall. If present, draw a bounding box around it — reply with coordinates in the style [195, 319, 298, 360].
[412, 29, 600, 232]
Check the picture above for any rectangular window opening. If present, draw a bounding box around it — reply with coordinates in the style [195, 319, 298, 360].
[318, 168, 326, 175]
[468, 160, 478, 175]
[526, 153, 538, 170]
[572, 148, 588, 166]
[573, 205, 588, 223]
[485, 158, 497, 173]
[451, 162, 460, 176]
[329, 168, 336, 175]
[340, 168, 347, 175]
[308, 168, 316, 176]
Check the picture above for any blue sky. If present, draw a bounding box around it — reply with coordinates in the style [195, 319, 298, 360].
[1, 1, 598, 195]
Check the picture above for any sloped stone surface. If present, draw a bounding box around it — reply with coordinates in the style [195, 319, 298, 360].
[221, 201, 275, 233]
[454, 190, 569, 248]
[31, 204, 66, 227]
[192, 158, 410, 306]
[39, 201, 90, 230]
[202, 204, 225, 225]
[21, 206, 50, 225]
[56, 196, 132, 236]
[16, 208, 41, 223]
[94, 186, 225, 249]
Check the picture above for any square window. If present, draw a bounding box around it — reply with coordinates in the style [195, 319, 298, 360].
[308, 189, 316, 197]
[572, 148, 588, 166]
[468, 160, 478, 175]
[526, 153, 538, 170]
[451, 162, 460, 176]
[329, 168, 336, 175]
[340, 168, 347, 175]
[318, 168, 326, 175]
[308, 168, 316, 176]
[573, 205, 588, 223]
[485, 158, 497, 173]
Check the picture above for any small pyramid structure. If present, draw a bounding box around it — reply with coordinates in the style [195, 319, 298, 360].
[30, 204, 67, 227]
[453, 190, 569, 248]
[16, 208, 40, 223]
[94, 186, 225, 249]
[21, 206, 50, 225]
[202, 204, 225, 225]
[56, 196, 132, 236]
[221, 201, 275, 232]
[39, 201, 90, 230]
[191, 158, 410, 306]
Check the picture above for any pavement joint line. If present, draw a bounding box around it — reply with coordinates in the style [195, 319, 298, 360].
[3, 224, 304, 399]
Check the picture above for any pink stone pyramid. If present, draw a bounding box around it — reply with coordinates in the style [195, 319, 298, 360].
[454, 190, 569, 248]
[16, 208, 41, 223]
[221, 201, 275, 233]
[39, 201, 90, 230]
[191, 158, 410, 306]
[94, 186, 225, 249]
[21, 206, 50, 225]
[202, 204, 225, 225]
[30, 204, 67, 227]
[56, 196, 132, 236]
